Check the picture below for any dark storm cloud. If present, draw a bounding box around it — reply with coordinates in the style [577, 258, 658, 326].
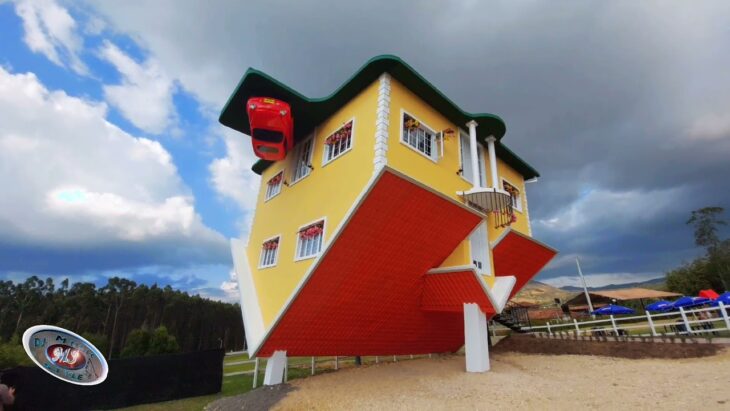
[87, 0, 730, 283]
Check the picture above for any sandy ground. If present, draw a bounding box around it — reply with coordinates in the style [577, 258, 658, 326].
[273, 350, 730, 410]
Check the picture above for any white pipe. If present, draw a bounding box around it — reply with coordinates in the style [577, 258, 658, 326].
[467, 121, 480, 190]
[575, 258, 595, 314]
[485, 136, 499, 189]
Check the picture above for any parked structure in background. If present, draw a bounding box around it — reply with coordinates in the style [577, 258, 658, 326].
[220, 55, 557, 384]
[563, 288, 681, 317]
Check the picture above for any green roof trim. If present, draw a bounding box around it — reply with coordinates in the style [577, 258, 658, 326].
[219, 55, 539, 179]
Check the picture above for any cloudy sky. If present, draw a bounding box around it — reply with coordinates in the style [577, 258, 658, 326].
[0, 1, 728, 299]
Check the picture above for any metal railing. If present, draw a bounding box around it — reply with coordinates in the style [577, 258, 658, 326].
[521, 302, 730, 338]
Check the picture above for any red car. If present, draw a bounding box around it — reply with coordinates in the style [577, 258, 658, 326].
[246, 97, 293, 161]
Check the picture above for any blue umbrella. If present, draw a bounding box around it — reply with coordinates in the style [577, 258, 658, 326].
[709, 292, 730, 307]
[672, 296, 710, 309]
[646, 300, 674, 312]
[592, 304, 636, 316]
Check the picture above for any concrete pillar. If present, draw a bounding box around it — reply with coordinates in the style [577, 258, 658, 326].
[464, 303, 490, 372]
[466, 121, 480, 190]
[485, 136, 499, 189]
[263, 350, 287, 385]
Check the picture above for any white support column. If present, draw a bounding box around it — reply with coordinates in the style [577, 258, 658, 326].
[485, 136, 499, 189]
[263, 350, 287, 386]
[311, 356, 315, 375]
[719, 302, 730, 331]
[610, 315, 619, 335]
[679, 307, 691, 335]
[466, 121, 481, 190]
[573, 318, 580, 336]
[373, 73, 391, 173]
[253, 357, 259, 388]
[463, 303, 490, 372]
[646, 311, 657, 337]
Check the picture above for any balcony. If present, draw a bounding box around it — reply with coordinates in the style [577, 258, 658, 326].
[460, 187, 515, 228]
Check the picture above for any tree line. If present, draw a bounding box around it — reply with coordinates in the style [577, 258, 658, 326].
[0, 276, 245, 368]
[666, 207, 730, 295]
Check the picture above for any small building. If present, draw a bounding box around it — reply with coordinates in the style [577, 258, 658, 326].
[220, 55, 557, 383]
[564, 288, 681, 315]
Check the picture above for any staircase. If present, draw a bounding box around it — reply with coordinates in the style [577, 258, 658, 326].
[492, 313, 526, 333]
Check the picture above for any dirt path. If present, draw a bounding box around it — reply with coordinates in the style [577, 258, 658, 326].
[272, 350, 730, 410]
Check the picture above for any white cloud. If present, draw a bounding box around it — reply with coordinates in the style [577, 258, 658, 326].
[0, 66, 225, 262]
[99, 40, 176, 134]
[541, 271, 662, 289]
[688, 111, 730, 142]
[535, 186, 686, 235]
[209, 130, 260, 214]
[219, 269, 239, 301]
[14, 0, 87, 74]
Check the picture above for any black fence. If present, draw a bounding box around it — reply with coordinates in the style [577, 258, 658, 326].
[1, 348, 224, 410]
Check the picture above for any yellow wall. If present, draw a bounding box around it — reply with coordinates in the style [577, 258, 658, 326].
[246, 79, 380, 327]
[386, 78, 531, 274]
[246, 75, 534, 326]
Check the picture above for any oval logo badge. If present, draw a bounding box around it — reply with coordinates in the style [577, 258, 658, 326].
[22, 325, 108, 385]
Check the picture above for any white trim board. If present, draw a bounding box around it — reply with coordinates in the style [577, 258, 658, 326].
[247, 165, 483, 357]
[426, 265, 516, 314]
[231, 239, 265, 353]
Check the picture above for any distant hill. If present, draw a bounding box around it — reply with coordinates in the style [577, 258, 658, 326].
[559, 277, 666, 292]
[513, 281, 575, 306]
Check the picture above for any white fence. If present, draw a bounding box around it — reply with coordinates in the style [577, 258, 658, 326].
[522, 302, 730, 338]
[223, 354, 431, 389]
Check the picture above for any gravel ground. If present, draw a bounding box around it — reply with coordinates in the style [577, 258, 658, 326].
[271, 349, 730, 410]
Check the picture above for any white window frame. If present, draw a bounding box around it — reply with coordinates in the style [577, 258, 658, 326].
[264, 170, 284, 201]
[400, 110, 438, 162]
[502, 178, 523, 213]
[322, 119, 355, 166]
[458, 129, 487, 186]
[294, 217, 327, 261]
[258, 235, 281, 269]
[290, 134, 314, 186]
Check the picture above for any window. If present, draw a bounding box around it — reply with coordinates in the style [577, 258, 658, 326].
[291, 137, 314, 184]
[459, 131, 486, 186]
[323, 120, 353, 164]
[296, 220, 325, 260]
[265, 171, 283, 200]
[503, 180, 523, 212]
[259, 236, 280, 268]
[402, 113, 436, 160]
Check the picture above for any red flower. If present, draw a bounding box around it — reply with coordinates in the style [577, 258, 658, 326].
[262, 239, 279, 250]
[268, 173, 282, 186]
[299, 223, 323, 239]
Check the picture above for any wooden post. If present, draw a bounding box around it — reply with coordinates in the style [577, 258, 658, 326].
[680, 307, 691, 335]
[719, 302, 730, 331]
[645, 311, 657, 337]
[253, 357, 259, 389]
[335, 356, 339, 370]
[375, 356, 379, 364]
[311, 356, 315, 375]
